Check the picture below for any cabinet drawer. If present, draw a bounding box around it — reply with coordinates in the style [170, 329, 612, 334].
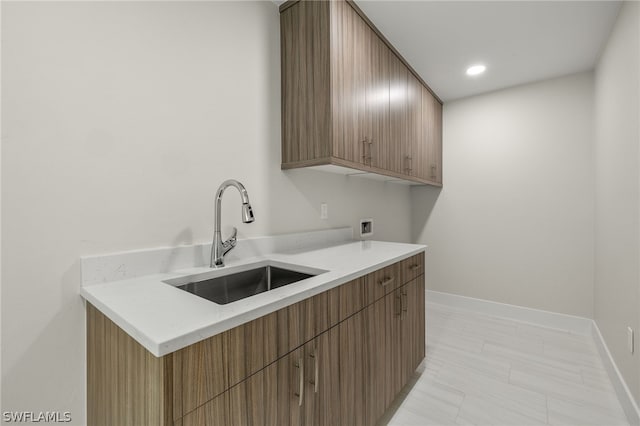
[327, 277, 365, 327]
[277, 290, 329, 358]
[400, 252, 424, 284]
[364, 262, 400, 305]
[176, 312, 280, 418]
[175, 332, 227, 418]
[226, 311, 278, 388]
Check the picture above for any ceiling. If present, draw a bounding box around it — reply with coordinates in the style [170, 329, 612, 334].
[354, 1, 621, 101]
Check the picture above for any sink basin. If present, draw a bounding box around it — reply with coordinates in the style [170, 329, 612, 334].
[173, 265, 317, 305]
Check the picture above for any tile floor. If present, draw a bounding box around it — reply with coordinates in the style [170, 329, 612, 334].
[381, 302, 629, 426]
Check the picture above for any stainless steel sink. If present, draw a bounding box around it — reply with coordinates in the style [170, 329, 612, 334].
[175, 265, 316, 305]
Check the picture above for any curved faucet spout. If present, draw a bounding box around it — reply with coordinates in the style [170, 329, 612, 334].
[211, 179, 255, 268]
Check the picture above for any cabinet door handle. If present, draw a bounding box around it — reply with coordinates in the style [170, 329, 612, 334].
[401, 290, 408, 313]
[309, 349, 319, 393]
[362, 137, 368, 163]
[379, 276, 394, 287]
[362, 137, 373, 164]
[431, 164, 437, 179]
[404, 155, 412, 172]
[294, 358, 304, 406]
[395, 294, 402, 317]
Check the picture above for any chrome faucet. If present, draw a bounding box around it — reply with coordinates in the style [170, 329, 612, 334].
[211, 179, 255, 268]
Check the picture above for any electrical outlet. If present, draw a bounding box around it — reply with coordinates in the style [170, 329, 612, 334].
[320, 203, 328, 220]
[628, 327, 634, 354]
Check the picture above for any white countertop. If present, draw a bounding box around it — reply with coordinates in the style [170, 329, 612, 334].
[81, 239, 426, 357]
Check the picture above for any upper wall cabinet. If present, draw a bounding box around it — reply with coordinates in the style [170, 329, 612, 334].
[280, 0, 443, 186]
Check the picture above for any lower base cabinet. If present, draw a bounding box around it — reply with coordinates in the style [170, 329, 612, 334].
[178, 277, 424, 426]
[87, 253, 425, 426]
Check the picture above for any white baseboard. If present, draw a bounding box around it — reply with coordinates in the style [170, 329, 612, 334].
[426, 290, 640, 426]
[426, 290, 592, 335]
[592, 322, 640, 426]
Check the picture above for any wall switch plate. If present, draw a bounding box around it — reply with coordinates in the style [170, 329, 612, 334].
[320, 203, 328, 220]
[360, 218, 373, 237]
[628, 327, 634, 354]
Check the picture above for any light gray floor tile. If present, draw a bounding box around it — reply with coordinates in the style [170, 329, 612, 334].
[383, 302, 629, 426]
[547, 396, 628, 426]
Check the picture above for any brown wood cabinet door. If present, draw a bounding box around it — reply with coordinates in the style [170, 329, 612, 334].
[228, 369, 264, 426]
[422, 86, 443, 183]
[432, 98, 443, 183]
[365, 32, 391, 171]
[388, 52, 409, 175]
[303, 341, 318, 426]
[182, 362, 279, 426]
[416, 274, 426, 364]
[383, 289, 403, 407]
[314, 327, 342, 426]
[338, 310, 366, 426]
[363, 297, 387, 425]
[331, 0, 367, 165]
[280, 0, 331, 165]
[181, 391, 227, 426]
[400, 281, 415, 387]
[277, 347, 305, 426]
[399, 277, 427, 390]
[406, 72, 422, 178]
[304, 328, 341, 426]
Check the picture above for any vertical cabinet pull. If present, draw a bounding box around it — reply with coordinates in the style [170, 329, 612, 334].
[430, 164, 437, 179]
[309, 350, 319, 393]
[404, 155, 413, 173]
[395, 293, 402, 317]
[401, 289, 408, 314]
[362, 137, 373, 165]
[362, 138, 368, 163]
[294, 358, 304, 407]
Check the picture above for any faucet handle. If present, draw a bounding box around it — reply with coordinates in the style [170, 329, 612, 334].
[228, 227, 237, 244]
[222, 227, 238, 254]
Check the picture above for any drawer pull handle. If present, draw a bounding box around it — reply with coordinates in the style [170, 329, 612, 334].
[294, 358, 304, 406]
[379, 276, 394, 287]
[409, 263, 421, 271]
[309, 350, 319, 393]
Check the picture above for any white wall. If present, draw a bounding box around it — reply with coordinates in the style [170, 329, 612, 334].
[0, 2, 411, 423]
[594, 1, 640, 406]
[412, 72, 595, 318]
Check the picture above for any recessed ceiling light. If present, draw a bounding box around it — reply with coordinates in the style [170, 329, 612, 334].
[466, 64, 486, 76]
